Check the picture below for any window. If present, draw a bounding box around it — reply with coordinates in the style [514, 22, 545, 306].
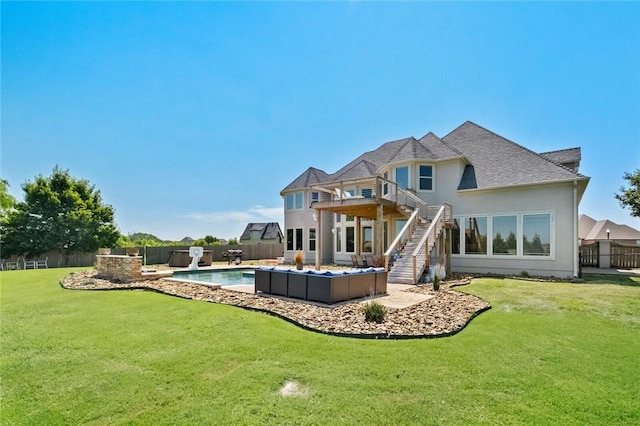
[362, 226, 372, 252]
[493, 216, 517, 255]
[310, 192, 319, 207]
[452, 212, 553, 257]
[346, 215, 355, 222]
[309, 228, 316, 251]
[465, 217, 487, 255]
[452, 219, 461, 254]
[383, 171, 389, 195]
[287, 228, 303, 251]
[361, 188, 373, 198]
[286, 192, 303, 210]
[336, 213, 341, 223]
[295, 228, 303, 250]
[286, 229, 294, 251]
[419, 165, 433, 191]
[346, 226, 355, 253]
[395, 166, 409, 190]
[523, 214, 551, 256]
[336, 227, 342, 252]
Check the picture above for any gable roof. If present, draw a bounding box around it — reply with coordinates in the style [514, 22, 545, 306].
[539, 148, 581, 172]
[240, 222, 283, 241]
[578, 214, 598, 239]
[539, 147, 581, 165]
[282, 121, 589, 192]
[579, 214, 640, 241]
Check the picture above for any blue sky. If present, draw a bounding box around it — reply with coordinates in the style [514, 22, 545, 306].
[2, 2, 639, 241]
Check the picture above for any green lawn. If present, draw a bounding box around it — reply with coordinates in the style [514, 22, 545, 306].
[1, 269, 639, 425]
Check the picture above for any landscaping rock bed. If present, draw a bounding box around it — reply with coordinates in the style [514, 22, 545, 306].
[60, 270, 490, 339]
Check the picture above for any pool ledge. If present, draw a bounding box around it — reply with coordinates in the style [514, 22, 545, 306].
[166, 277, 222, 289]
[141, 270, 174, 280]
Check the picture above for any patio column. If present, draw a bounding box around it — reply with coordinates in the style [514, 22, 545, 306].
[356, 216, 361, 255]
[375, 203, 384, 257]
[315, 209, 322, 271]
[445, 227, 452, 278]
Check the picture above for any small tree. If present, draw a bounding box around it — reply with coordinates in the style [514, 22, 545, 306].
[615, 169, 640, 218]
[0, 167, 120, 264]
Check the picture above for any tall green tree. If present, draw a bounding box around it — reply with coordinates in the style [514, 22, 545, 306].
[1, 167, 120, 264]
[0, 179, 16, 219]
[615, 169, 640, 218]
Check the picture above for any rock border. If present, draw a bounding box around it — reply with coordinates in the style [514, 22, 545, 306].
[60, 270, 491, 339]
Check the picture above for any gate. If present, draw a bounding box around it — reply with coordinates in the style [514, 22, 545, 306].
[579, 243, 599, 267]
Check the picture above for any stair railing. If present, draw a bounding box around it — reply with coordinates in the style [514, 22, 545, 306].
[397, 187, 428, 218]
[410, 204, 448, 283]
[383, 209, 420, 270]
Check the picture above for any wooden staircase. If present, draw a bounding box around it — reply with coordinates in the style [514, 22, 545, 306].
[386, 204, 451, 285]
[387, 222, 431, 284]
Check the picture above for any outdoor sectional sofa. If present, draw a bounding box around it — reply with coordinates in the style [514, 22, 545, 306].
[254, 267, 388, 304]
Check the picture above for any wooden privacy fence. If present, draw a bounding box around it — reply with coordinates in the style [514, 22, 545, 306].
[579, 243, 599, 267]
[610, 243, 640, 269]
[2, 244, 284, 269]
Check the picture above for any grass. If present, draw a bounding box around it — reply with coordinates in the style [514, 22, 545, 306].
[1, 268, 639, 425]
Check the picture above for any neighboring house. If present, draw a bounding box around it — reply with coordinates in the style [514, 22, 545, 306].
[240, 222, 284, 245]
[280, 121, 590, 281]
[579, 214, 640, 245]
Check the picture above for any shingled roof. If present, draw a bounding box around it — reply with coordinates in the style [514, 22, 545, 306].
[240, 222, 283, 241]
[579, 214, 640, 241]
[281, 167, 331, 193]
[282, 121, 588, 192]
[539, 148, 581, 172]
[441, 121, 587, 190]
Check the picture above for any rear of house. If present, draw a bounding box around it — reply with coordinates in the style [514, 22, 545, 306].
[281, 121, 590, 281]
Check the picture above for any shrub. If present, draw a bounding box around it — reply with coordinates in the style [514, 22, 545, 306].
[363, 301, 387, 323]
[293, 251, 304, 264]
[433, 275, 440, 291]
[520, 270, 530, 278]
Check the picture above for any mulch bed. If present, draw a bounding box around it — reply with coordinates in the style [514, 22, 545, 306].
[60, 270, 491, 339]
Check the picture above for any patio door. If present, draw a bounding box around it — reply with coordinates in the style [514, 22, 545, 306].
[362, 226, 373, 253]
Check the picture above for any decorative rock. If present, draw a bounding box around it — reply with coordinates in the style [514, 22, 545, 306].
[61, 270, 491, 339]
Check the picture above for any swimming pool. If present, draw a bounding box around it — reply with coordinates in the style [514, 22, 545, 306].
[172, 269, 255, 286]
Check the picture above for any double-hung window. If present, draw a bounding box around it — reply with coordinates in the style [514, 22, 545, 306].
[309, 228, 316, 251]
[419, 165, 433, 191]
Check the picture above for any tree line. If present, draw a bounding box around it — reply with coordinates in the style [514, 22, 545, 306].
[1, 167, 239, 266]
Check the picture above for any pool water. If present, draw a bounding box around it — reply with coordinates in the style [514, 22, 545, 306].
[173, 269, 255, 286]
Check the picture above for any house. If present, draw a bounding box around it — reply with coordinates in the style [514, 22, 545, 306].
[240, 222, 284, 245]
[579, 214, 640, 245]
[280, 121, 590, 282]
